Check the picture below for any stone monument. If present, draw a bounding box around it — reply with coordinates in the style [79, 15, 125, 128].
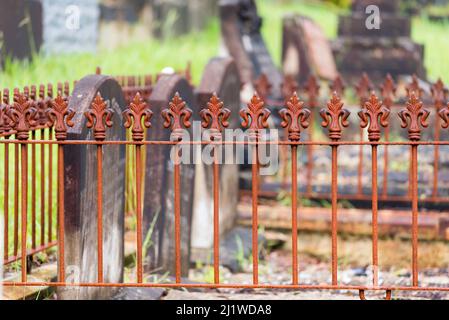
[333, 0, 426, 81]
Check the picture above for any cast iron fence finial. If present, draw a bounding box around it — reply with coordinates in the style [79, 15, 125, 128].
[162, 92, 192, 141]
[47, 94, 75, 141]
[200, 93, 231, 140]
[279, 92, 310, 141]
[123, 92, 153, 141]
[320, 91, 350, 141]
[358, 92, 390, 142]
[399, 92, 430, 141]
[8, 92, 37, 140]
[85, 92, 114, 141]
[240, 93, 270, 140]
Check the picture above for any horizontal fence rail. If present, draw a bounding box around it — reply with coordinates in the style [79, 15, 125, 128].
[1, 71, 449, 300]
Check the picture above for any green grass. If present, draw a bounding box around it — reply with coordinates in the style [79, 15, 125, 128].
[0, 0, 448, 87]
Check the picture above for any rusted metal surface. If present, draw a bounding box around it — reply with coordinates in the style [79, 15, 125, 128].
[200, 93, 231, 284]
[279, 92, 310, 284]
[2, 71, 449, 301]
[358, 92, 389, 286]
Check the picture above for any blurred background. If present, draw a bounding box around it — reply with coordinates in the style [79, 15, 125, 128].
[0, 0, 448, 88]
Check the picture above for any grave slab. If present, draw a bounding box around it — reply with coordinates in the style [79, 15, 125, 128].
[60, 75, 126, 300]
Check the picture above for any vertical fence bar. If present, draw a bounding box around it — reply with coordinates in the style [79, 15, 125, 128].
[3, 137, 9, 262]
[240, 93, 270, 285]
[123, 92, 152, 284]
[320, 92, 349, 286]
[48, 128, 53, 242]
[359, 92, 389, 287]
[372, 145, 379, 286]
[31, 131, 36, 250]
[174, 144, 182, 283]
[40, 128, 46, 246]
[291, 145, 298, 285]
[20, 142, 28, 281]
[48, 93, 75, 283]
[96, 144, 104, 283]
[399, 92, 429, 288]
[1, 90, 10, 262]
[57, 142, 65, 281]
[135, 143, 143, 283]
[199, 94, 231, 285]
[279, 92, 310, 285]
[329, 145, 340, 285]
[85, 92, 114, 284]
[213, 145, 220, 284]
[161, 93, 193, 283]
[411, 145, 419, 286]
[251, 144, 259, 284]
[13, 142, 19, 257]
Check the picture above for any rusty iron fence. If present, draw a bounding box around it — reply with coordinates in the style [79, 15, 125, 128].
[1, 71, 449, 300]
[252, 73, 449, 207]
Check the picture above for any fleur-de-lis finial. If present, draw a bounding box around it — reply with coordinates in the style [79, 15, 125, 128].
[320, 92, 350, 141]
[406, 74, 423, 98]
[279, 92, 311, 141]
[254, 73, 272, 102]
[358, 92, 390, 141]
[281, 75, 299, 101]
[123, 92, 153, 141]
[47, 94, 75, 140]
[431, 78, 448, 109]
[240, 93, 271, 139]
[355, 72, 373, 104]
[8, 92, 37, 140]
[161, 92, 192, 141]
[84, 92, 114, 141]
[329, 74, 345, 97]
[200, 93, 231, 140]
[398, 92, 430, 141]
[379, 74, 396, 108]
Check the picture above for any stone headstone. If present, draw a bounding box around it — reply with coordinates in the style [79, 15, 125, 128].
[282, 15, 337, 83]
[59, 75, 126, 299]
[219, 0, 282, 99]
[144, 74, 197, 277]
[0, 0, 43, 63]
[41, 0, 99, 54]
[191, 57, 241, 256]
[333, 0, 426, 81]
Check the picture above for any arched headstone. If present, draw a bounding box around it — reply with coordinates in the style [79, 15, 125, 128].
[59, 75, 126, 299]
[143, 74, 196, 278]
[282, 15, 337, 84]
[192, 57, 241, 256]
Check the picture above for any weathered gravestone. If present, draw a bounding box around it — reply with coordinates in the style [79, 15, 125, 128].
[191, 57, 241, 259]
[41, 0, 99, 54]
[219, 0, 282, 99]
[59, 75, 126, 299]
[282, 15, 338, 84]
[143, 74, 197, 278]
[0, 0, 42, 63]
[333, 0, 426, 81]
